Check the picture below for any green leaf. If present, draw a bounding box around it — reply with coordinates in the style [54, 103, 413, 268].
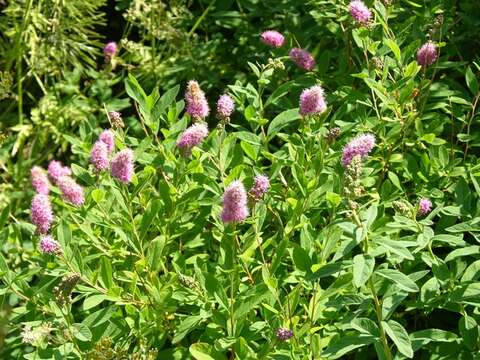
[353, 254, 375, 288]
[351, 318, 380, 337]
[125, 74, 147, 108]
[83, 294, 107, 311]
[466, 66, 478, 95]
[384, 39, 401, 64]
[322, 335, 375, 359]
[140, 199, 161, 239]
[0, 205, 9, 230]
[292, 245, 311, 272]
[376, 269, 419, 292]
[267, 108, 301, 139]
[383, 320, 413, 358]
[72, 323, 92, 342]
[189, 343, 227, 360]
[154, 85, 180, 119]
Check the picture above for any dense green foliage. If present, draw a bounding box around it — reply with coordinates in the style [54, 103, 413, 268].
[1, 0, 480, 359]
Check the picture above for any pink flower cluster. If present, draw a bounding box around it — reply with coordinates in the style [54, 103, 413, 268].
[261, 30, 285, 48]
[221, 175, 270, 224]
[249, 175, 270, 201]
[103, 41, 118, 63]
[349, 1, 372, 25]
[30, 159, 86, 254]
[216, 94, 235, 120]
[289, 48, 316, 71]
[417, 42, 438, 67]
[39, 235, 61, 255]
[177, 123, 209, 154]
[418, 198, 432, 216]
[91, 129, 115, 172]
[221, 180, 249, 223]
[185, 80, 210, 119]
[299, 85, 327, 116]
[342, 134, 376, 167]
[111, 149, 134, 184]
[31, 166, 50, 195]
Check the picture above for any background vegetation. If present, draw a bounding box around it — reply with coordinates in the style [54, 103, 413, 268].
[1, 0, 480, 359]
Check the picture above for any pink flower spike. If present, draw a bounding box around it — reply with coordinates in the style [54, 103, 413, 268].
[91, 141, 110, 172]
[418, 198, 432, 216]
[31, 194, 54, 234]
[39, 235, 61, 255]
[111, 148, 134, 184]
[289, 48, 316, 71]
[260, 30, 285, 48]
[216, 95, 235, 120]
[98, 129, 115, 153]
[349, 1, 372, 25]
[342, 134, 376, 167]
[417, 42, 438, 67]
[249, 175, 270, 201]
[48, 160, 71, 184]
[57, 176, 85, 206]
[176, 123, 209, 152]
[221, 180, 249, 224]
[299, 85, 327, 116]
[31, 166, 50, 195]
[185, 80, 210, 119]
[103, 42, 118, 57]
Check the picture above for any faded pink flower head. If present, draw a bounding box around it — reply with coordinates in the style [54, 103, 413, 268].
[31, 166, 50, 195]
[260, 30, 285, 48]
[111, 148, 134, 184]
[39, 235, 61, 255]
[349, 1, 372, 25]
[342, 133, 376, 167]
[249, 175, 270, 201]
[91, 141, 109, 172]
[31, 194, 53, 234]
[98, 129, 115, 153]
[216, 95, 235, 120]
[48, 160, 71, 184]
[185, 80, 210, 119]
[418, 198, 432, 216]
[289, 48, 316, 71]
[221, 180, 249, 224]
[417, 42, 438, 67]
[57, 176, 84, 206]
[177, 123, 209, 152]
[103, 42, 118, 57]
[299, 85, 327, 116]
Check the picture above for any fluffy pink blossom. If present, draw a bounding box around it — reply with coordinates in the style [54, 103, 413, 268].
[216, 95, 235, 120]
[103, 42, 118, 57]
[185, 80, 210, 119]
[299, 85, 327, 116]
[48, 160, 71, 184]
[57, 176, 84, 206]
[349, 1, 372, 25]
[176, 123, 209, 151]
[31, 166, 50, 195]
[111, 148, 134, 184]
[417, 42, 438, 67]
[91, 141, 109, 172]
[39, 235, 61, 254]
[260, 30, 285, 48]
[221, 180, 249, 224]
[289, 48, 316, 71]
[98, 129, 115, 153]
[342, 134, 376, 167]
[249, 175, 270, 201]
[418, 198, 432, 216]
[31, 194, 54, 234]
